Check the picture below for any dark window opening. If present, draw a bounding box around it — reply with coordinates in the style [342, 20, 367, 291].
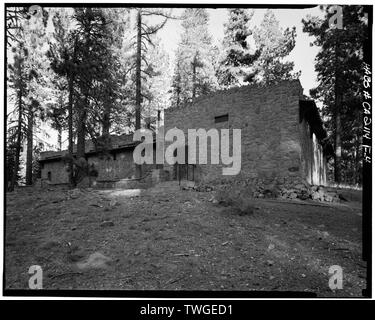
[47, 171, 51, 181]
[215, 114, 229, 123]
[113, 153, 117, 160]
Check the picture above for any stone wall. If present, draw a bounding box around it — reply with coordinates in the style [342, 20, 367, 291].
[164, 80, 305, 187]
[88, 149, 135, 181]
[41, 148, 136, 185]
[299, 118, 327, 186]
[41, 161, 69, 185]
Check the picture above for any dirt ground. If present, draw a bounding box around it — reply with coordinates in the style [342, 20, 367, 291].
[4, 183, 366, 297]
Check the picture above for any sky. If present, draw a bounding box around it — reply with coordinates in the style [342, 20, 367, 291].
[15, 6, 327, 154]
[153, 6, 325, 96]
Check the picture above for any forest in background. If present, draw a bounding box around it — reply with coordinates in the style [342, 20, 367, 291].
[5, 5, 368, 190]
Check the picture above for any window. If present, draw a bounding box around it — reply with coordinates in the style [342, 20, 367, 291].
[47, 171, 51, 181]
[214, 114, 229, 123]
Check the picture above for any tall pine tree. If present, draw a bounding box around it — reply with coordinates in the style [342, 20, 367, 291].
[303, 5, 367, 184]
[171, 9, 218, 107]
[7, 43, 29, 190]
[216, 9, 260, 88]
[252, 9, 299, 85]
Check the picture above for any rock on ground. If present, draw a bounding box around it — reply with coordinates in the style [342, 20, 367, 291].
[76, 252, 112, 270]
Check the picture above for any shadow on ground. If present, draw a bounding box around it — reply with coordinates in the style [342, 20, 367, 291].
[4, 183, 366, 297]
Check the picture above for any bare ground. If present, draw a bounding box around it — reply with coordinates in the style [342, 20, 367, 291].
[4, 183, 366, 297]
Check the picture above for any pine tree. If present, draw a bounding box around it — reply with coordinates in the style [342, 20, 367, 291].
[216, 9, 260, 88]
[48, 8, 78, 186]
[142, 40, 171, 129]
[23, 8, 50, 185]
[6, 7, 49, 188]
[47, 8, 113, 185]
[171, 9, 218, 107]
[7, 44, 29, 190]
[73, 8, 108, 158]
[129, 9, 175, 132]
[303, 5, 367, 184]
[252, 9, 299, 85]
[170, 50, 183, 108]
[97, 8, 129, 137]
[6, 6, 28, 47]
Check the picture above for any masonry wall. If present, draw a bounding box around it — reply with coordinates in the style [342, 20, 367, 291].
[41, 149, 136, 184]
[88, 149, 135, 181]
[41, 161, 69, 184]
[312, 134, 327, 185]
[299, 119, 327, 186]
[164, 80, 305, 186]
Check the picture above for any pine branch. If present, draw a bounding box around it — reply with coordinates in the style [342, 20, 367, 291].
[141, 9, 180, 20]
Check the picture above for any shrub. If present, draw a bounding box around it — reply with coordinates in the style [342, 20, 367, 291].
[215, 184, 255, 214]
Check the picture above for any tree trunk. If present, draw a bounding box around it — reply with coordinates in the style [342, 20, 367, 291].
[176, 85, 180, 108]
[77, 97, 87, 159]
[25, 104, 34, 185]
[135, 9, 142, 178]
[102, 100, 110, 136]
[135, 9, 142, 130]
[57, 126, 62, 151]
[192, 52, 198, 99]
[10, 90, 23, 191]
[334, 104, 342, 184]
[67, 75, 74, 186]
[75, 95, 88, 187]
[67, 37, 77, 187]
[334, 37, 342, 184]
[175, 61, 181, 107]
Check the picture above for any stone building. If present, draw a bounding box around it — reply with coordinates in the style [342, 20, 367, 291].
[39, 80, 330, 188]
[39, 134, 139, 186]
[164, 80, 330, 187]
